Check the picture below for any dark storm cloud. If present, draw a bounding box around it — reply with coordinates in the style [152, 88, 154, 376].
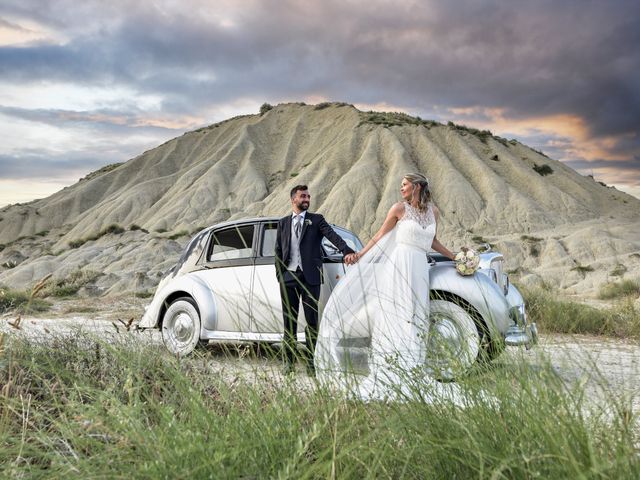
[566, 157, 640, 173]
[2, 0, 638, 138]
[0, 105, 184, 134]
[1, 0, 639, 195]
[0, 150, 118, 180]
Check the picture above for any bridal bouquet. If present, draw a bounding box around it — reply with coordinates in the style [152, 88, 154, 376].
[455, 247, 480, 276]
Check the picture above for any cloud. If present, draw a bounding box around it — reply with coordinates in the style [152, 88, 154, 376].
[0, 0, 638, 199]
[0, 150, 114, 180]
[0, 105, 200, 131]
[1, 1, 637, 131]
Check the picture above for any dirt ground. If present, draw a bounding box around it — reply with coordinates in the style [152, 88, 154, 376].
[2, 296, 639, 409]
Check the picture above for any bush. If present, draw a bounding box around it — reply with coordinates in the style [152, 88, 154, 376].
[521, 235, 542, 257]
[67, 224, 125, 249]
[102, 224, 125, 235]
[79, 163, 124, 182]
[610, 264, 627, 277]
[39, 270, 101, 298]
[259, 103, 273, 115]
[0, 283, 51, 314]
[533, 164, 553, 176]
[599, 279, 640, 300]
[68, 239, 86, 249]
[523, 287, 640, 338]
[168, 230, 189, 240]
[358, 111, 435, 129]
[571, 264, 594, 275]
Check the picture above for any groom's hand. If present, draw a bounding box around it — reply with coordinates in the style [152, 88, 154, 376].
[344, 253, 360, 265]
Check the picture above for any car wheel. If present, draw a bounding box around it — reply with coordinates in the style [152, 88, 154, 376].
[162, 297, 201, 356]
[425, 299, 481, 381]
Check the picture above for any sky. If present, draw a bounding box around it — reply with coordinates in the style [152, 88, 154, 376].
[1, 0, 639, 206]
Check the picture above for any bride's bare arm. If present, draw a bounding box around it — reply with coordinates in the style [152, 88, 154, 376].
[351, 202, 404, 262]
[430, 206, 456, 260]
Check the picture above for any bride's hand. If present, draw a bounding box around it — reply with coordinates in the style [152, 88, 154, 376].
[344, 252, 360, 265]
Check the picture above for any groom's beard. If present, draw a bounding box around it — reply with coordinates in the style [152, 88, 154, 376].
[295, 201, 310, 211]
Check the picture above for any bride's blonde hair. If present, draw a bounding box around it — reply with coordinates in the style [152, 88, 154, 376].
[403, 173, 431, 211]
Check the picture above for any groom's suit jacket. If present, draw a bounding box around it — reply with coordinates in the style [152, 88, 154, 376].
[275, 212, 354, 286]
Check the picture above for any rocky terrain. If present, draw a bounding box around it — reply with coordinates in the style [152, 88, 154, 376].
[1, 102, 639, 296]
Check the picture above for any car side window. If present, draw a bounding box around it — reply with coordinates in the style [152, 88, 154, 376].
[208, 225, 255, 261]
[261, 223, 278, 257]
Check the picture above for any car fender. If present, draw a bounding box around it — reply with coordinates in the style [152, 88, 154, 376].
[139, 273, 218, 333]
[429, 265, 511, 337]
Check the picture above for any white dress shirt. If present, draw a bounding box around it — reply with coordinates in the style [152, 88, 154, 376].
[287, 211, 306, 272]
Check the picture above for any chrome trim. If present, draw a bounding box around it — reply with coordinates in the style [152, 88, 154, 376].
[505, 303, 538, 348]
[502, 273, 510, 296]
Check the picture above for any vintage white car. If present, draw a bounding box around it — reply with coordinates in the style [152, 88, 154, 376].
[139, 217, 537, 379]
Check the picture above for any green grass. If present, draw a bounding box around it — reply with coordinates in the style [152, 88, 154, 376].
[0, 286, 51, 314]
[599, 279, 640, 300]
[521, 235, 543, 257]
[358, 111, 439, 129]
[523, 287, 640, 338]
[39, 270, 101, 298]
[571, 264, 595, 274]
[610, 264, 628, 277]
[0, 333, 637, 477]
[68, 224, 126, 249]
[168, 230, 189, 240]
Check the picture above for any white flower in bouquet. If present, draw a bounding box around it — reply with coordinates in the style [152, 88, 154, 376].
[455, 247, 480, 276]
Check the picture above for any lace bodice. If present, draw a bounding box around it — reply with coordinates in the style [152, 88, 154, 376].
[396, 202, 436, 252]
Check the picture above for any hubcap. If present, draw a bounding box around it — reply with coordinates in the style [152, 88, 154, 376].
[172, 312, 194, 343]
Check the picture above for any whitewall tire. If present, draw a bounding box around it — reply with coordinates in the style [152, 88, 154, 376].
[425, 299, 481, 381]
[161, 297, 201, 356]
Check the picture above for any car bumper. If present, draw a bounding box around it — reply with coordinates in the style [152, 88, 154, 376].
[505, 303, 538, 349]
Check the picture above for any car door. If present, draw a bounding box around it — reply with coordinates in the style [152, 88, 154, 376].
[251, 222, 284, 333]
[320, 226, 363, 312]
[199, 223, 256, 332]
[250, 222, 364, 334]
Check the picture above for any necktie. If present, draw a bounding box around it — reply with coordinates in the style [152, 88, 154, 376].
[294, 216, 302, 239]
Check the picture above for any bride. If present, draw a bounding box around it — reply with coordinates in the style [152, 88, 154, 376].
[315, 173, 458, 401]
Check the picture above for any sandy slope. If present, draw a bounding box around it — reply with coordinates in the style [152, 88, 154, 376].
[0, 102, 639, 296]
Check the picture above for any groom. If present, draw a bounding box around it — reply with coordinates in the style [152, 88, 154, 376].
[275, 185, 356, 375]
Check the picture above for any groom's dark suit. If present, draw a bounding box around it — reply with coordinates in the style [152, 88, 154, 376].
[275, 212, 354, 369]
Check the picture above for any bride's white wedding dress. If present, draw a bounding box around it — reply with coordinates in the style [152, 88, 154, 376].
[315, 202, 460, 402]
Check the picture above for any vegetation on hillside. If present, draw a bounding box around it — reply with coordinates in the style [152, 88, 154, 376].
[68, 224, 126, 249]
[79, 163, 124, 182]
